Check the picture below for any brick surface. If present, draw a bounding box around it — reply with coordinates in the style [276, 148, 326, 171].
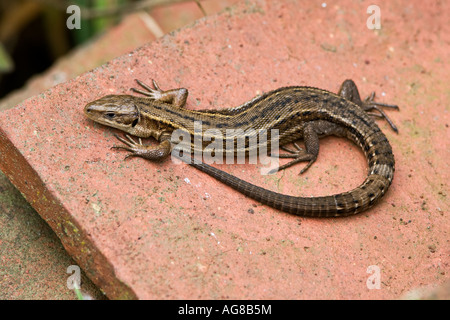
[0, 0, 448, 299]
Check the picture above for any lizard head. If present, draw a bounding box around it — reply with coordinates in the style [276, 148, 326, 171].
[84, 95, 142, 134]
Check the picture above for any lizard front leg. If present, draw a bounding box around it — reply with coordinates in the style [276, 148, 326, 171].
[131, 79, 188, 108]
[111, 134, 172, 161]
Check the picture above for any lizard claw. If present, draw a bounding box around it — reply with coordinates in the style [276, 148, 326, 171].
[111, 134, 143, 159]
[267, 141, 317, 175]
[123, 153, 136, 160]
[131, 79, 164, 100]
[362, 92, 399, 133]
[152, 79, 162, 91]
[280, 142, 303, 154]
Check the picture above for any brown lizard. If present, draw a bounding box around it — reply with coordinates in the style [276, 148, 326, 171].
[84, 79, 398, 217]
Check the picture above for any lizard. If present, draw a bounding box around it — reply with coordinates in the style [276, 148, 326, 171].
[84, 79, 398, 217]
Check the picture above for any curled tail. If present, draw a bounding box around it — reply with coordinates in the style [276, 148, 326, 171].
[179, 127, 394, 217]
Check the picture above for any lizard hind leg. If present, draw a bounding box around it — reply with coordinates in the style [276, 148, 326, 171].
[338, 79, 399, 133]
[269, 123, 319, 175]
[361, 91, 399, 133]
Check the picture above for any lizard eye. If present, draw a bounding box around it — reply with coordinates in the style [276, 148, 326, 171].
[105, 112, 115, 118]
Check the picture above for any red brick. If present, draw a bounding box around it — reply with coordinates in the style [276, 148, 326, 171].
[0, 0, 448, 299]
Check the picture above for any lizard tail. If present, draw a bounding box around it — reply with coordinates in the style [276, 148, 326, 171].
[188, 159, 393, 217]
